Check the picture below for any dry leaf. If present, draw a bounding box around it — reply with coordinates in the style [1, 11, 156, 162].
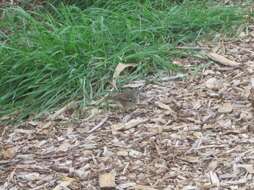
[218, 103, 233, 113]
[207, 52, 241, 67]
[112, 63, 136, 88]
[99, 173, 116, 189]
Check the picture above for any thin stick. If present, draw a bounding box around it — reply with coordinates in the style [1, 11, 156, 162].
[50, 101, 77, 120]
[206, 52, 241, 67]
[176, 46, 210, 50]
[159, 74, 187, 81]
[88, 117, 108, 133]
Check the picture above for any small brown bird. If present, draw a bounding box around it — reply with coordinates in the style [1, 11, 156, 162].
[106, 89, 138, 108]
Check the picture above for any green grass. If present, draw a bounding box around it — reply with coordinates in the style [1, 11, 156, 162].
[0, 0, 249, 120]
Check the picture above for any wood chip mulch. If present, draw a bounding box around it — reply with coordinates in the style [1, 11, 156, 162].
[1, 26, 254, 190]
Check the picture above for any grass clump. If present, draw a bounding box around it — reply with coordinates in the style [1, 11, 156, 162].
[0, 0, 249, 120]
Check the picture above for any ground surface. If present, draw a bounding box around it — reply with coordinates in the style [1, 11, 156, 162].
[1, 26, 254, 190]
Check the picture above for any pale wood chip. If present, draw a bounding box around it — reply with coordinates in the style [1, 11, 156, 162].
[208, 171, 220, 186]
[205, 77, 222, 90]
[99, 173, 116, 189]
[53, 176, 75, 190]
[236, 164, 254, 174]
[218, 102, 233, 113]
[135, 185, 158, 190]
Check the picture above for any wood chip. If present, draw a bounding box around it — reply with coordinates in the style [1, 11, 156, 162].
[236, 164, 254, 174]
[117, 150, 129, 157]
[155, 101, 174, 112]
[209, 171, 220, 186]
[218, 103, 233, 113]
[135, 185, 158, 190]
[111, 118, 148, 132]
[99, 173, 116, 189]
[155, 101, 177, 119]
[205, 77, 221, 90]
[53, 176, 75, 190]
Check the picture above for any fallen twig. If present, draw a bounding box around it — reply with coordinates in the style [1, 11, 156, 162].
[206, 52, 241, 67]
[176, 46, 210, 50]
[50, 101, 78, 120]
[88, 117, 108, 133]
